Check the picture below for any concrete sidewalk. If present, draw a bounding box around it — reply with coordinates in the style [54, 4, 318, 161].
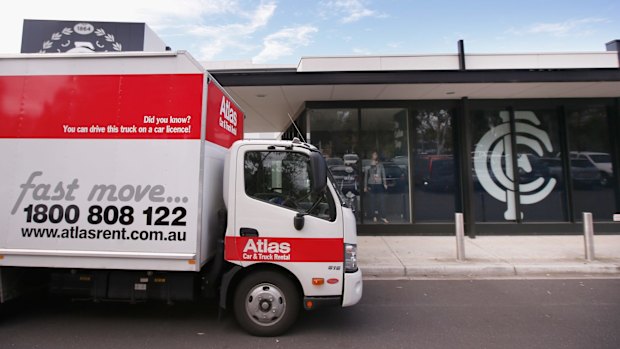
[358, 235, 620, 279]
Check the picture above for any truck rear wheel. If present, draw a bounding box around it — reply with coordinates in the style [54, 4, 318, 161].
[233, 271, 300, 336]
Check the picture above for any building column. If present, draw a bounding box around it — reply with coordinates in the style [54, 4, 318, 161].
[609, 99, 620, 211]
[458, 97, 476, 237]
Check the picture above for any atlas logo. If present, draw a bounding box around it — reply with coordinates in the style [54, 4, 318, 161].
[218, 96, 239, 136]
[473, 111, 556, 220]
[243, 239, 291, 254]
[219, 97, 238, 126]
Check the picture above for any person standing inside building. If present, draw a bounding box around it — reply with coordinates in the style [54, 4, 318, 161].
[364, 151, 389, 223]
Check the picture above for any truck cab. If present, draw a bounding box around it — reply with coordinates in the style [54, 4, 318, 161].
[222, 138, 362, 335]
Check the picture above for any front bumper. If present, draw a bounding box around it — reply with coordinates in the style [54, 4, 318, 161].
[342, 269, 363, 307]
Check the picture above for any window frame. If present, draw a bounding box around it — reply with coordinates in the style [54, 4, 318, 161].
[243, 149, 337, 222]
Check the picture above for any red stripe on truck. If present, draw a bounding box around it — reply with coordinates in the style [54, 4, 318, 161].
[0, 74, 203, 139]
[225, 236, 344, 263]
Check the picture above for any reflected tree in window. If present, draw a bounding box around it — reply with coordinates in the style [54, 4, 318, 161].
[415, 109, 453, 155]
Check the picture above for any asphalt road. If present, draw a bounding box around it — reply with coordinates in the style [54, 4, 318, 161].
[1, 279, 619, 349]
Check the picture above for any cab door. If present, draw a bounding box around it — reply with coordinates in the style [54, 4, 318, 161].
[226, 144, 344, 297]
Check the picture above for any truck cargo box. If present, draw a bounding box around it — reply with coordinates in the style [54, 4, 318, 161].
[0, 51, 244, 271]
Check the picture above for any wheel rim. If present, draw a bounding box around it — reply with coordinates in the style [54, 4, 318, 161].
[244, 283, 286, 327]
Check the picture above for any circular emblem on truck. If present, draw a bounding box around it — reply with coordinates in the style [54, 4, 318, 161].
[473, 111, 556, 220]
[38, 24, 123, 53]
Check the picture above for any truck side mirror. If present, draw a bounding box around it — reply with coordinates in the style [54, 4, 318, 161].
[294, 213, 305, 230]
[309, 152, 327, 195]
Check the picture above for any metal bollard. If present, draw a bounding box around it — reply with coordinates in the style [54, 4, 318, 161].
[455, 213, 466, 261]
[582, 212, 595, 261]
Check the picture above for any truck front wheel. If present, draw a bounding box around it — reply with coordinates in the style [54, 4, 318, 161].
[233, 271, 300, 336]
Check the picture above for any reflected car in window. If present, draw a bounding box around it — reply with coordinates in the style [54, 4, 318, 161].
[544, 158, 601, 189]
[518, 154, 550, 184]
[329, 165, 359, 196]
[391, 155, 409, 172]
[421, 158, 455, 192]
[569, 152, 612, 187]
[383, 162, 408, 193]
[343, 153, 359, 166]
[326, 157, 344, 167]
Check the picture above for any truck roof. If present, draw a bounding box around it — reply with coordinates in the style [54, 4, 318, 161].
[0, 51, 205, 76]
[235, 138, 318, 152]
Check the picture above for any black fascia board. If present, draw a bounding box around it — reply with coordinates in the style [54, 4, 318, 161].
[211, 68, 620, 87]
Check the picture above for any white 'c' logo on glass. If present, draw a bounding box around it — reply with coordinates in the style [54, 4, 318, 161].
[473, 111, 556, 220]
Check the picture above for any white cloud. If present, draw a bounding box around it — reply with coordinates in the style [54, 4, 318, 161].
[253, 25, 318, 63]
[352, 47, 371, 55]
[320, 0, 377, 23]
[509, 17, 608, 37]
[387, 41, 402, 49]
[187, 2, 277, 60]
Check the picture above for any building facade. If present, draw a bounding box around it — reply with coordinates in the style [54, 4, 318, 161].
[209, 42, 620, 236]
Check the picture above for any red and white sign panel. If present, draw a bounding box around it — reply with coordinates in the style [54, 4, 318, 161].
[206, 80, 244, 148]
[0, 74, 203, 139]
[0, 73, 204, 263]
[224, 237, 343, 263]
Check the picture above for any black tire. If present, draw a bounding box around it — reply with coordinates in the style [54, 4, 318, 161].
[233, 271, 300, 336]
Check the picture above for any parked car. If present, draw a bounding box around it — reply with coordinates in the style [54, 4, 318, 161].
[343, 153, 359, 166]
[569, 152, 613, 187]
[421, 158, 455, 192]
[383, 162, 408, 193]
[329, 165, 360, 196]
[391, 155, 409, 171]
[544, 158, 601, 189]
[415, 155, 452, 187]
[518, 154, 550, 183]
[326, 157, 344, 168]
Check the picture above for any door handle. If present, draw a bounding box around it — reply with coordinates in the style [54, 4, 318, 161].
[240, 227, 259, 237]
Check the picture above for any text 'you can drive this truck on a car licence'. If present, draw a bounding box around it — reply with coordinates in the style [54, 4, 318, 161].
[0, 51, 362, 336]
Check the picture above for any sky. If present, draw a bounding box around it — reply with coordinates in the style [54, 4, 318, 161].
[1, 0, 619, 64]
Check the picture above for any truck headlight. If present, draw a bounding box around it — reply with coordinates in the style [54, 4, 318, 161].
[344, 243, 358, 273]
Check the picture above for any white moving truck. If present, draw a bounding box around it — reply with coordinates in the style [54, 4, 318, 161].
[0, 51, 362, 336]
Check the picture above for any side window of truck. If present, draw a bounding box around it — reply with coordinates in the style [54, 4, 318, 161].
[244, 151, 336, 221]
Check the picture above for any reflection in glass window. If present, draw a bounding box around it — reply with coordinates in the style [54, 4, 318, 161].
[515, 109, 566, 222]
[360, 108, 410, 224]
[308, 108, 362, 222]
[567, 107, 616, 221]
[413, 108, 456, 221]
[244, 151, 336, 221]
[470, 108, 567, 222]
[471, 109, 513, 222]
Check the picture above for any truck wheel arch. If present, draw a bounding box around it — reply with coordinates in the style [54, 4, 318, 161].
[219, 263, 304, 310]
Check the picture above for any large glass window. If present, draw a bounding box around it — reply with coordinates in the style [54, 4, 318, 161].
[244, 151, 336, 221]
[360, 108, 410, 224]
[412, 108, 456, 221]
[308, 107, 411, 224]
[514, 108, 566, 221]
[308, 108, 362, 222]
[304, 99, 618, 231]
[470, 107, 566, 222]
[471, 108, 512, 222]
[567, 106, 616, 221]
